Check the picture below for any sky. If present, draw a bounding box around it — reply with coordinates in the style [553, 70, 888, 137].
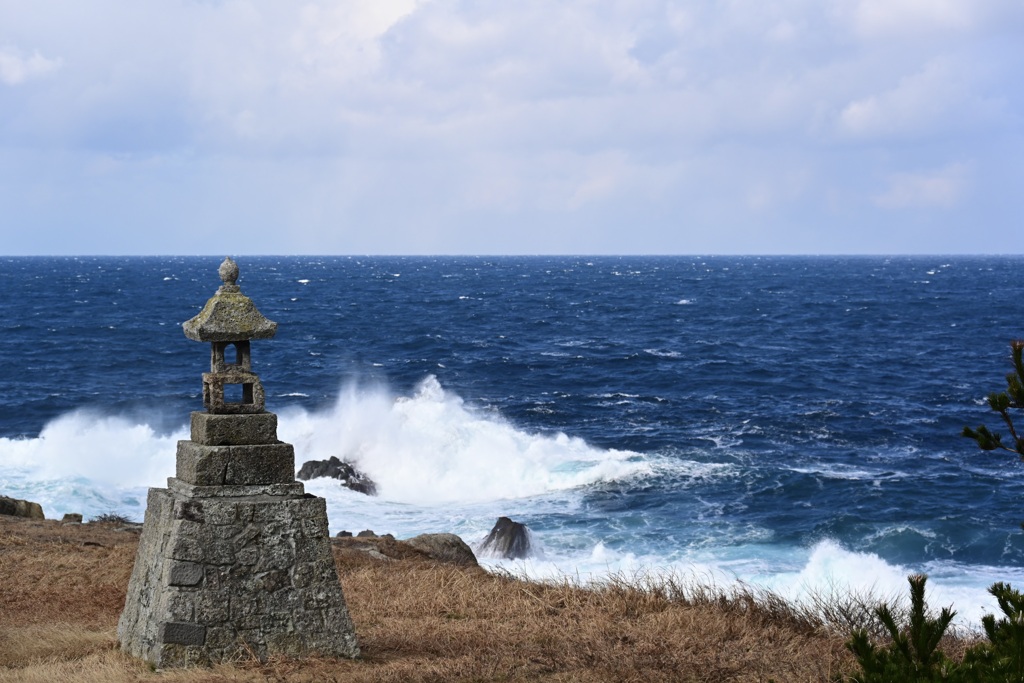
[1, 0, 1022, 255]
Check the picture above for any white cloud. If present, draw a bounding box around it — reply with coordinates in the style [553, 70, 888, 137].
[844, 0, 1024, 40]
[286, 0, 423, 84]
[0, 0, 1020, 254]
[873, 162, 971, 209]
[838, 56, 988, 138]
[848, 0, 978, 37]
[0, 46, 61, 85]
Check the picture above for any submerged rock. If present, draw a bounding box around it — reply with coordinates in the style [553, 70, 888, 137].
[0, 495, 44, 520]
[296, 456, 378, 496]
[479, 517, 532, 559]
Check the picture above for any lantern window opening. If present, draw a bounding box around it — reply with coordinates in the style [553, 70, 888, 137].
[222, 382, 255, 406]
[211, 341, 252, 373]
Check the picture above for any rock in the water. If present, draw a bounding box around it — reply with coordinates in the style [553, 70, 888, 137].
[0, 495, 44, 519]
[405, 533, 478, 567]
[296, 456, 377, 496]
[479, 516, 532, 559]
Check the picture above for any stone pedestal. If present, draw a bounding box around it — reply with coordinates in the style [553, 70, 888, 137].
[118, 412, 359, 667]
[117, 481, 358, 667]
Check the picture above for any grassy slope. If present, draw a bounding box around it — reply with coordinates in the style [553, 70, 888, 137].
[0, 515, 855, 682]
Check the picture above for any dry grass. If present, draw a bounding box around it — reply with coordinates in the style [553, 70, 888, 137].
[0, 515, 858, 682]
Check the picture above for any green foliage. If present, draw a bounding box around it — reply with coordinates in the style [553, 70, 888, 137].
[963, 340, 1024, 458]
[961, 583, 1024, 681]
[847, 577, 1024, 682]
[847, 575, 960, 682]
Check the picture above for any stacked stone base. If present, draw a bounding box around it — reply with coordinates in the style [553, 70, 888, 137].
[117, 478, 359, 668]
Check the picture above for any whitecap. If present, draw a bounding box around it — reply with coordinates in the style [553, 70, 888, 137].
[277, 375, 649, 506]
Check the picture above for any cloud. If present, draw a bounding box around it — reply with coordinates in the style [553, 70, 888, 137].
[0, 46, 61, 85]
[873, 162, 971, 209]
[845, 0, 1024, 39]
[837, 56, 996, 138]
[0, 0, 1020, 254]
[849, 0, 977, 36]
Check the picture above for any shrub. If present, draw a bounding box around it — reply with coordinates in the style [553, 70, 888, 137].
[846, 574, 959, 682]
[848, 576, 1024, 682]
[89, 512, 134, 525]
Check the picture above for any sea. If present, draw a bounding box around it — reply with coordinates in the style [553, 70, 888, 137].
[2, 255, 1023, 626]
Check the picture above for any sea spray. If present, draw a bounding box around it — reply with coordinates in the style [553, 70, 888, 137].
[279, 375, 650, 505]
[0, 410, 183, 519]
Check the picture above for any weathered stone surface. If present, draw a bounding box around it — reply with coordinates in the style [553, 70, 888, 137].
[201, 370, 267, 414]
[405, 533, 478, 567]
[0, 495, 44, 519]
[119, 487, 359, 667]
[169, 561, 205, 587]
[296, 456, 378, 496]
[167, 478, 304, 499]
[478, 516, 533, 560]
[190, 411, 278, 446]
[332, 534, 471, 566]
[160, 622, 207, 646]
[61, 513, 83, 524]
[176, 441, 295, 487]
[183, 258, 277, 343]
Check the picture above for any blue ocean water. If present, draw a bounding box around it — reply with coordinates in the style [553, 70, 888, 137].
[2, 255, 1024, 622]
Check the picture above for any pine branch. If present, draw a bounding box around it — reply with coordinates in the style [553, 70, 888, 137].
[963, 340, 1024, 460]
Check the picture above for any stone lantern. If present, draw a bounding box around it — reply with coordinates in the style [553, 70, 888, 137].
[185, 257, 274, 416]
[118, 258, 359, 668]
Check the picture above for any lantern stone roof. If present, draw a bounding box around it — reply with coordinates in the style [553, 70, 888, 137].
[183, 257, 278, 342]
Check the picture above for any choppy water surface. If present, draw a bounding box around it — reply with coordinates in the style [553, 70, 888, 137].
[2, 255, 1024, 622]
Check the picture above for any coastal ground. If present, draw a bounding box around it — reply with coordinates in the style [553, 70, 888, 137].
[0, 515, 857, 682]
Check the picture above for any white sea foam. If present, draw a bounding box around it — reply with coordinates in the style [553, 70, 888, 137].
[0, 411, 183, 519]
[788, 465, 903, 481]
[479, 537, 1012, 628]
[0, 376, 647, 516]
[755, 540, 1024, 627]
[279, 375, 648, 505]
[0, 410, 182, 488]
[644, 349, 681, 358]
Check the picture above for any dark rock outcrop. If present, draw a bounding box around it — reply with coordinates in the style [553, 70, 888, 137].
[331, 532, 477, 567]
[479, 516, 532, 559]
[296, 456, 377, 496]
[405, 533, 478, 567]
[0, 495, 44, 520]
